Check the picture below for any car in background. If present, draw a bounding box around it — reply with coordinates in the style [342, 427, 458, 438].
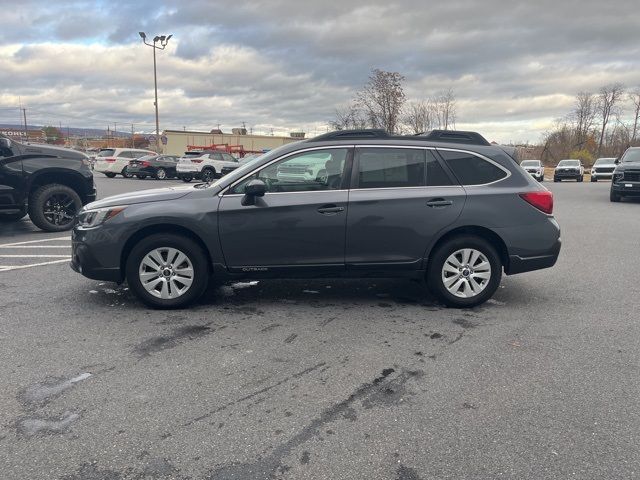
[71, 128, 561, 309]
[94, 148, 156, 178]
[610, 147, 640, 202]
[0, 135, 96, 231]
[590, 157, 617, 182]
[176, 150, 240, 182]
[127, 154, 180, 180]
[221, 153, 266, 176]
[553, 159, 584, 182]
[520, 159, 544, 182]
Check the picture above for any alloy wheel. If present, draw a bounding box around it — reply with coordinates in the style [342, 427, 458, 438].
[42, 193, 77, 227]
[441, 248, 492, 298]
[138, 247, 194, 299]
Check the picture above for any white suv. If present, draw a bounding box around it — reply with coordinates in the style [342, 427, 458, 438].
[176, 151, 240, 182]
[94, 148, 157, 178]
[519, 159, 544, 182]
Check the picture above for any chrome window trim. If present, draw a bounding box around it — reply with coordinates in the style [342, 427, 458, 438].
[219, 145, 353, 197]
[223, 189, 349, 198]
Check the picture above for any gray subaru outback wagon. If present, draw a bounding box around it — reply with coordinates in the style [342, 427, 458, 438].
[71, 129, 561, 309]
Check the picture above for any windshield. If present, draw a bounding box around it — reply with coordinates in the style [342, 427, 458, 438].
[622, 149, 640, 163]
[558, 160, 580, 166]
[97, 149, 115, 157]
[594, 157, 615, 165]
[521, 160, 540, 167]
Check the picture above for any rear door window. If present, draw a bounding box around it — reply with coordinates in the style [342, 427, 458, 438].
[438, 150, 508, 185]
[354, 148, 425, 189]
[221, 153, 238, 162]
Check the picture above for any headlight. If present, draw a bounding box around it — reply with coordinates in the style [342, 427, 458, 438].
[77, 205, 127, 228]
[613, 171, 624, 181]
[591, 169, 595, 175]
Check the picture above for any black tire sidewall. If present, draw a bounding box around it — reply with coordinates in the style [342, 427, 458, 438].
[126, 233, 209, 309]
[427, 235, 502, 308]
[105, 173, 116, 178]
[182, 176, 192, 183]
[202, 168, 215, 182]
[28, 184, 82, 232]
[156, 168, 166, 179]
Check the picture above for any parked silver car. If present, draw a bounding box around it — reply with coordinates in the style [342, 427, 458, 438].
[590, 157, 616, 182]
[520, 160, 544, 182]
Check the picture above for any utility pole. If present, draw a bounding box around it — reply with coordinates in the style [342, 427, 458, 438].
[22, 108, 28, 143]
[131, 124, 135, 148]
[139, 32, 172, 153]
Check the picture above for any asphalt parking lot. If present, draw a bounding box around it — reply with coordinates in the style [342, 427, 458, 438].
[1, 176, 639, 479]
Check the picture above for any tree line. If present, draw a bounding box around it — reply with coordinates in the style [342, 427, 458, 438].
[542, 84, 640, 164]
[330, 69, 457, 135]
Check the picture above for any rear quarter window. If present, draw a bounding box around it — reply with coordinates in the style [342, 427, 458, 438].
[439, 150, 508, 185]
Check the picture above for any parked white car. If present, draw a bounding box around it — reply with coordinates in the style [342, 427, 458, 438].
[176, 151, 240, 182]
[520, 159, 544, 182]
[94, 148, 157, 178]
[590, 157, 617, 182]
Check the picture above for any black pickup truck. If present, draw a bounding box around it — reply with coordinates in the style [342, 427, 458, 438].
[0, 135, 96, 231]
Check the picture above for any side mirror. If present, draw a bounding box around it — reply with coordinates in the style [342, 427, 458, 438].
[241, 179, 266, 206]
[614, 158, 620, 164]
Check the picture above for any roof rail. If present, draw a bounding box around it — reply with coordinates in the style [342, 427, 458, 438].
[311, 129, 389, 141]
[416, 130, 491, 146]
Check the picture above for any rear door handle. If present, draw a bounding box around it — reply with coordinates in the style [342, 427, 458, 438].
[426, 198, 453, 208]
[317, 204, 345, 215]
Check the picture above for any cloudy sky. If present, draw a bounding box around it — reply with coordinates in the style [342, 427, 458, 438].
[0, 0, 639, 142]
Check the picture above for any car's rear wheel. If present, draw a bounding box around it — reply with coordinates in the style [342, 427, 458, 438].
[28, 184, 82, 232]
[126, 233, 209, 309]
[181, 176, 192, 183]
[156, 168, 167, 180]
[104, 173, 116, 178]
[427, 235, 502, 308]
[201, 168, 216, 182]
[122, 166, 133, 178]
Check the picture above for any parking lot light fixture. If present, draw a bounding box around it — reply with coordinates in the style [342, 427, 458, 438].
[139, 32, 172, 153]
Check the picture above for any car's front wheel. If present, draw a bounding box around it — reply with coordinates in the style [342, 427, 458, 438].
[28, 184, 82, 232]
[578, 175, 584, 182]
[104, 173, 116, 178]
[591, 176, 597, 182]
[427, 235, 502, 308]
[610, 190, 621, 202]
[156, 168, 167, 180]
[126, 233, 209, 308]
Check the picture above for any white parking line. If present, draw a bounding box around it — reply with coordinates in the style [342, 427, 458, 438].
[0, 259, 70, 272]
[0, 245, 70, 249]
[0, 237, 70, 248]
[0, 255, 71, 258]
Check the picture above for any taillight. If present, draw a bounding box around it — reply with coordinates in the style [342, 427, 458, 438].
[191, 159, 203, 163]
[519, 191, 553, 214]
[103, 157, 116, 162]
[141, 161, 151, 167]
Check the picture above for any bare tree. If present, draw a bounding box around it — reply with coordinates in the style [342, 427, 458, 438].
[434, 89, 457, 130]
[628, 88, 640, 143]
[403, 99, 434, 134]
[330, 104, 368, 131]
[597, 83, 625, 154]
[356, 69, 406, 134]
[571, 91, 597, 147]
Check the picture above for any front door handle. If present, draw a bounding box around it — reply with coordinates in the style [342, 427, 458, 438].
[426, 198, 453, 208]
[317, 204, 345, 215]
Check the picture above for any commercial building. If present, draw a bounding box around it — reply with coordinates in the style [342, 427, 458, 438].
[160, 129, 303, 156]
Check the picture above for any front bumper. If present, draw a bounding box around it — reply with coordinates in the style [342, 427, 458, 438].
[611, 181, 640, 196]
[70, 227, 123, 282]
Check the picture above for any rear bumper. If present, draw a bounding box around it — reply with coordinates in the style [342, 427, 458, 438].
[495, 218, 561, 275]
[506, 239, 561, 274]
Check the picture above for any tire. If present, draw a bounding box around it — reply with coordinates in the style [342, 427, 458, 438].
[181, 176, 192, 183]
[610, 191, 621, 202]
[156, 168, 167, 180]
[538, 176, 544, 183]
[104, 173, 116, 178]
[136, 175, 147, 180]
[0, 209, 27, 222]
[122, 166, 133, 178]
[126, 233, 209, 309]
[28, 184, 82, 232]
[591, 177, 597, 182]
[201, 168, 216, 183]
[577, 176, 584, 182]
[426, 235, 502, 308]
[554, 178, 560, 182]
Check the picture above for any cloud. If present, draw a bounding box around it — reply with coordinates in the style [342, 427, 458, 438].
[0, 0, 639, 141]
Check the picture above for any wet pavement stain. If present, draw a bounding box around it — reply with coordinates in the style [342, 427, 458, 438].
[284, 334, 297, 344]
[16, 411, 80, 437]
[133, 324, 216, 357]
[259, 323, 281, 333]
[453, 318, 478, 329]
[183, 362, 327, 427]
[205, 367, 422, 480]
[429, 332, 443, 339]
[300, 451, 310, 465]
[397, 464, 423, 480]
[60, 462, 126, 480]
[19, 372, 92, 407]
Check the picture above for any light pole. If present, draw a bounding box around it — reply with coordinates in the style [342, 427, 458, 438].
[139, 32, 172, 152]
